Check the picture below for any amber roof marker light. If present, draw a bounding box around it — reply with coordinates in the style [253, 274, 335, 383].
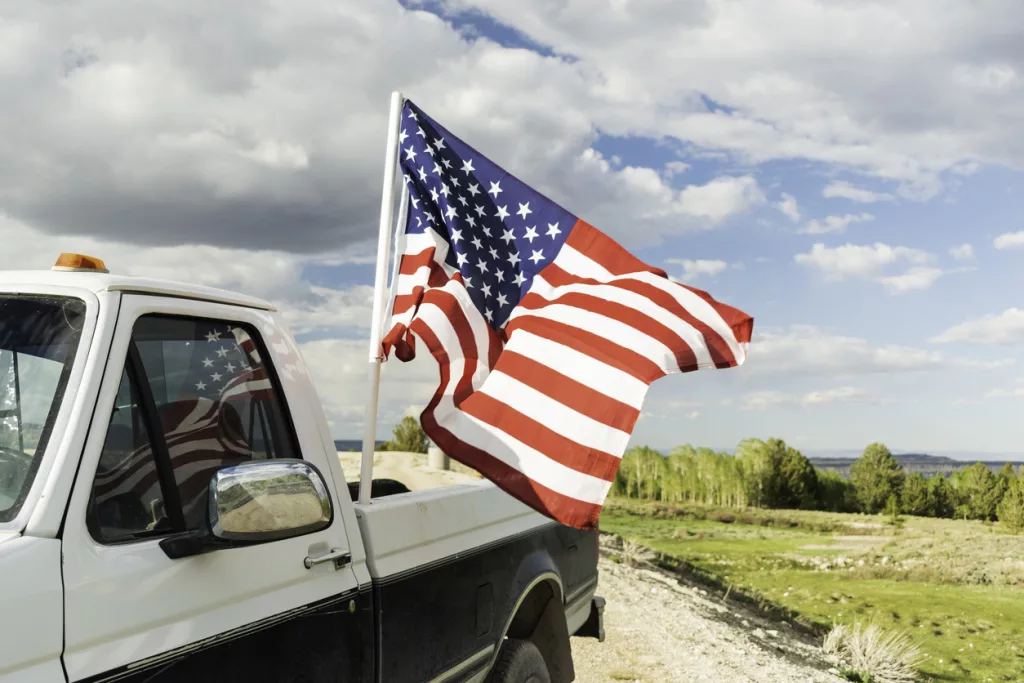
[52, 253, 109, 273]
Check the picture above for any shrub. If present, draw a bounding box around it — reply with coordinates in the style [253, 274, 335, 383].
[823, 621, 923, 683]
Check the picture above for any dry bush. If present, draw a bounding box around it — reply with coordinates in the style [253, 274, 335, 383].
[620, 539, 657, 567]
[823, 621, 924, 683]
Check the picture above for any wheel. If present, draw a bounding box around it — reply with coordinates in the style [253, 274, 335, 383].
[486, 639, 551, 683]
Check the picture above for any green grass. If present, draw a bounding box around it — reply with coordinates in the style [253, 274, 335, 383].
[601, 499, 1024, 682]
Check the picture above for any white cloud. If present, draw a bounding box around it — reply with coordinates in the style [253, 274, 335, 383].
[931, 308, 1024, 345]
[299, 337, 439, 437]
[563, 150, 766, 245]
[949, 243, 975, 260]
[740, 386, 882, 411]
[994, 232, 1024, 250]
[822, 181, 895, 203]
[794, 242, 932, 280]
[435, 0, 1024, 199]
[0, 211, 373, 338]
[667, 258, 729, 281]
[951, 357, 1016, 370]
[774, 192, 800, 222]
[986, 387, 1024, 399]
[664, 160, 690, 177]
[747, 325, 1010, 378]
[685, 410, 700, 420]
[877, 266, 945, 294]
[0, 0, 782, 256]
[799, 212, 875, 235]
[748, 325, 942, 376]
[675, 175, 767, 222]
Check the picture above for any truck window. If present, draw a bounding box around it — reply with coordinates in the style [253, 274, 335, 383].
[0, 295, 86, 523]
[88, 315, 300, 543]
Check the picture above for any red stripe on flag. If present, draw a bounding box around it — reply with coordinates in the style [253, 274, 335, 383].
[495, 350, 641, 432]
[392, 290, 425, 317]
[564, 219, 668, 278]
[565, 224, 753, 353]
[398, 249, 436, 275]
[397, 259, 449, 288]
[504, 315, 665, 383]
[460, 392, 622, 482]
[540, 263, 740, 369]
[418, 289, 486, 404]
[679, 283, 754, 345]
[408, 318, 603, 530]
[517, 289, 700, 373]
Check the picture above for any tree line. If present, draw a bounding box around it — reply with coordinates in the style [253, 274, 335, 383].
[611, 439, 1024, 533]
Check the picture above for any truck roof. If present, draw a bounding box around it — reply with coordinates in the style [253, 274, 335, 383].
[0, 269, 276, 311]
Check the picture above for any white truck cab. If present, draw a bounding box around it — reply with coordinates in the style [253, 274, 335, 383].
[0, 254, 603, 683]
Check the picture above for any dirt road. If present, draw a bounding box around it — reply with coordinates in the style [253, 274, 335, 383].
[571, 555, 845, 683]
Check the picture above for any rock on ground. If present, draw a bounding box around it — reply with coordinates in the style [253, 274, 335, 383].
[570, 557, 846, 683]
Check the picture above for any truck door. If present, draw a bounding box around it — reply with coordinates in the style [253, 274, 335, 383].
[60, 295, 369, 683]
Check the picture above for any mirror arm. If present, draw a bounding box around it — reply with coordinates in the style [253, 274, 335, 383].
[159, 530, 216, 559]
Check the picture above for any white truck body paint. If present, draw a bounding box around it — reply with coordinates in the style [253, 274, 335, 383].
[0, 536, 65, 682]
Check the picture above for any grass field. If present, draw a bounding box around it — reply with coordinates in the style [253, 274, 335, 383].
[600, 499, 1024, 682]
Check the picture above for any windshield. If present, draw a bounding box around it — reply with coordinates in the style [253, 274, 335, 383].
[0, 294, 86, 522]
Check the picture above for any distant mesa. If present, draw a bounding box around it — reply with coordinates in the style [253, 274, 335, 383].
[810, 452, 1024, 476]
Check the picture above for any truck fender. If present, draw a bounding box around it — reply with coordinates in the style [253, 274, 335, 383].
[487, 550, 575, 683]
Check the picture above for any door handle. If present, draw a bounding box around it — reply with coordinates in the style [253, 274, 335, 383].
[304, 548, 351, 570]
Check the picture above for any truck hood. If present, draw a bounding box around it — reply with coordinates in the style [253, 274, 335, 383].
[0, 531, 20, 546]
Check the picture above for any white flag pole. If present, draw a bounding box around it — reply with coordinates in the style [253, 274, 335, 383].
[359, 90, 405, 505]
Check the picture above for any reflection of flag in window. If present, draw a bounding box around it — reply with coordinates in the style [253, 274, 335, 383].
[92, 323, 284, 532]
[382, 100, 754, 530]
[188, 326, 274, 403]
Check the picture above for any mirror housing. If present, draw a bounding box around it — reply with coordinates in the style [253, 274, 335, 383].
[160, 459, 333, 559]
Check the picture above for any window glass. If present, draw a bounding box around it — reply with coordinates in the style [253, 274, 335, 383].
[89, 366, 168, 541]
[89, 315, 299, 542]
[0, 295, 86, 522]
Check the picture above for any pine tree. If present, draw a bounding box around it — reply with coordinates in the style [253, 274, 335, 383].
[927, 474, 954, 518]
[900, 473, 931, 516]
[850, 443, 905, 514]
[389, 415, 430, 453]
[959, 462, 1000, 520]
[777, 443, 819, 509]
[997, 475, 1024, 533]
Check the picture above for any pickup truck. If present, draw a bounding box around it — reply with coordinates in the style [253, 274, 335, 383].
[0, 254, 604, 683]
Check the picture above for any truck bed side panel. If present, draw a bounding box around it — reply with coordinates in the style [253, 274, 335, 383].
[355, 484, 599, 682]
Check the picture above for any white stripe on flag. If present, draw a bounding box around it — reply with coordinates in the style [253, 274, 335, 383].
[420, 296, 613, 504]
[508, 303, 679, 371]
[501, 329, 648, 409]
[417, 286, 494, 391]
[526, 275, 715, 369]
[396, 269, 431, 295]
[479, 370, 631, 456]
[556, 243, 745, 363]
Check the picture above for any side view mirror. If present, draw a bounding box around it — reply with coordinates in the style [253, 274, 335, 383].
[160, 459, 332, 559]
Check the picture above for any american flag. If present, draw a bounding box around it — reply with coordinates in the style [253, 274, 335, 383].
[382, 100, 754, 530]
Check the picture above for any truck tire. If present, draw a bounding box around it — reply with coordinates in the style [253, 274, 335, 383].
[486, 639, 551, 683]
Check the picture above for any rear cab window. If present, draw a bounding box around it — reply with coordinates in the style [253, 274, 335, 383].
[88, 315, 300, 543]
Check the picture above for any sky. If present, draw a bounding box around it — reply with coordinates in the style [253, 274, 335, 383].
[1, 0, 1024, 456]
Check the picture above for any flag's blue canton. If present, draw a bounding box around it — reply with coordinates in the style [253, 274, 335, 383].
[398, 100, 575, 329]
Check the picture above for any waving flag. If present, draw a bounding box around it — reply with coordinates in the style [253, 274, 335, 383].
[382, 99, 753, 529]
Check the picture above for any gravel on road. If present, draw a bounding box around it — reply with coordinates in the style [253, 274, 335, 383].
[571, 556, 847, 683]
